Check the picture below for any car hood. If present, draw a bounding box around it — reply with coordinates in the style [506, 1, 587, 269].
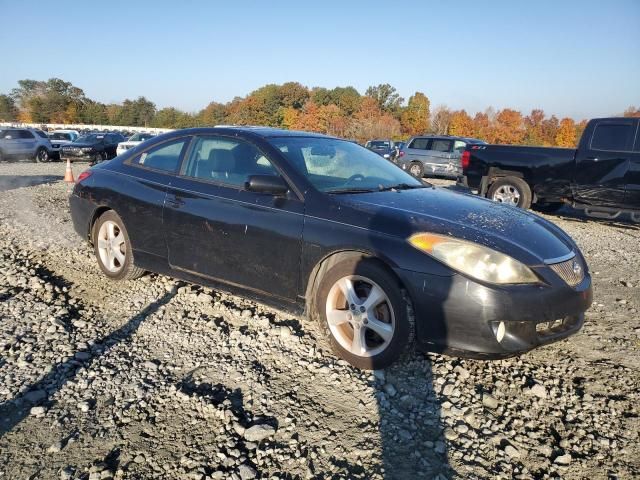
[50, 140, 73, 146]
[336, 186, 576, 265]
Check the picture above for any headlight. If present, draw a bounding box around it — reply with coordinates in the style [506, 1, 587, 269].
[408, 233, 539, 284]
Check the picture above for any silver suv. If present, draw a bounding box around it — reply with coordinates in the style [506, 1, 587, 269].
[0, 128, 52, 162]
[397, 135, 485, 179]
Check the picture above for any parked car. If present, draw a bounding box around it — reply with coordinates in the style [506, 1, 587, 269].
[459, 117, 640, 220]
[48, 130, 80, 159]
[397, 135, 486, 179]
[0, 128, 52, 162]
[69, 127, 592, 369]
[61, 133, 123, 164]
[116, 132, 156, 156]
[365, 139, 397, 160]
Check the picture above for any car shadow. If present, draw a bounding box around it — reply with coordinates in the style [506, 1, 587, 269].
[361, 208, 454, 478]
[0, 288, 177, 437]
[0, 175, 63, 192]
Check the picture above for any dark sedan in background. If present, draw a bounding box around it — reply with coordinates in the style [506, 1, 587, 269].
[61, 132, 125, 163]
[69, 127, 592, 369]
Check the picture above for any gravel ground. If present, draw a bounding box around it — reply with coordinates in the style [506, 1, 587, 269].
[0, 162, 638, 480]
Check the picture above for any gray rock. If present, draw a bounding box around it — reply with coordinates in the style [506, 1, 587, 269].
[482, 393, 498, 409]
[528, 383, 548, 399]
[504, 445, 521, 458]
[30, 406, 46, 416]
[24, 389, 46, 403]
[238, 464, 257, 479]
[383, 383, 397, 396]
[555, 453, 572, 465]
[243, 424, 275, 442]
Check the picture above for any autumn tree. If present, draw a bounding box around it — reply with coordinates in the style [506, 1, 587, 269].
[490, 109, 525, 144]
[555, 118, 577, 147]
[523, 109, 545, 145]
[400, 92, 430, 136]
[472, 112, 490, 140]
[198, 101, 227, 126]
[623, 106, 640, 118]
[448, 110, 474, 137]
[540, 115, 559, 146]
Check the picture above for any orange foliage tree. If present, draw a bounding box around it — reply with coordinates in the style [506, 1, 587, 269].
[448, 110, 474, 137]
[555, 118, 577, 147]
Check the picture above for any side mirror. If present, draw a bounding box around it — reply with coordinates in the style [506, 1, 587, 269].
[245, 175, 289, 195]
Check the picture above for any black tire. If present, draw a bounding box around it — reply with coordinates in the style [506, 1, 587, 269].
[487, 176, 532, 209]
[92, 210, 145, 281]
[0, 150, 4, 162]
[532, 202, 564, 214]
[93, 151, 106, 164]
[314, 257, 414, 370]
[408, 161, 424, 179]
[34, 147, 49, 163]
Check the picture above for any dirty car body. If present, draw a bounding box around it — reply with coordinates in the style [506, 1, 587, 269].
[69, 127, 592, 360]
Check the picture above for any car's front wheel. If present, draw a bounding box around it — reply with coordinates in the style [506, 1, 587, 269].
[315, 257, 414, 370]
[408, 161, 424, 178]
[34, 147, 49, 163]
[93, 210, 145, 280]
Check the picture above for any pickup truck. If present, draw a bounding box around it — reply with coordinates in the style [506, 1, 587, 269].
[459, 117, 640, 221]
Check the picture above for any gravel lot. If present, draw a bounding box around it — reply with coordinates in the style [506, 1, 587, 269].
[0, 161, 638, 480]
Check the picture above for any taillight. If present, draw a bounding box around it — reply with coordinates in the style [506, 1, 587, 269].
[77, 171, 92, 183]
[461, 151, 470, 171]
[398, 151, 405, 157]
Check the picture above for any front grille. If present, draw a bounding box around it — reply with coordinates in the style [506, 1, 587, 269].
[549, 256, 585, 287]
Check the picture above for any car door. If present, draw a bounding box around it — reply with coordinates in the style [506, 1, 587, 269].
[0, 130, 21, 155]
[424, 138, 454, 175]
[624, 122, 640, 208]
[163, 134, 305, 301]
[573, 118, 637, 207]
[17, 130, 37, 156]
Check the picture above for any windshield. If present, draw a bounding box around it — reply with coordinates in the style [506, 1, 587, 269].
[269, 137, 424, 193]
[49, 132, 72, 141]
[75, 134, 104, 144]
[128, 133, 155, 142]
[366, 140, 391, 149]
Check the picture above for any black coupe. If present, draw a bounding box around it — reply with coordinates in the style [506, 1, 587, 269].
[70, 127, 593, 369]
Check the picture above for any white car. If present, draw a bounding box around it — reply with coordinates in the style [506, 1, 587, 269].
[116, 132, 156, 156]
[48, 130, 80, 159]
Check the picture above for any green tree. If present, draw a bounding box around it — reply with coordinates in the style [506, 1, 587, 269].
[0, 94, 18, 121]
[400, 92, 430, 135]
[365, 84, 403, 113]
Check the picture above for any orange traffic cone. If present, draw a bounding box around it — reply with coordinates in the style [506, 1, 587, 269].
[64, 158, 75, 183]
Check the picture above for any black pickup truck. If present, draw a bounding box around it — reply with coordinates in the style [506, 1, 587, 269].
[459, 117, 640, 221]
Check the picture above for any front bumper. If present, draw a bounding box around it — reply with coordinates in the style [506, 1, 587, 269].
[395, 268, 593, 359]
[61, 151, 95, 162]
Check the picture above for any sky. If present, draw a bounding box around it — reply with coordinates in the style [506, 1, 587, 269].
[1, 0, 639, 119]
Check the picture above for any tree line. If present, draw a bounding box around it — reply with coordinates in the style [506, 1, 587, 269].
[1, 78, 638, 146]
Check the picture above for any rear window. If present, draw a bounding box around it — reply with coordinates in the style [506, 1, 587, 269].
[409, 138, 430, 150]
[590, 123, 636, 151]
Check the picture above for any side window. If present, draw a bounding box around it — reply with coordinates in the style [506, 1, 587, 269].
[132, 138, 187, 172]
[409, 138, 430, 150]
[590, 123, 635, 152]
[430, 139, 453, 152]
[34, 130, 48, 139]
[183, 136, 277, 186]
[18, 130, 35, 139]
[453, 140, 466, 153]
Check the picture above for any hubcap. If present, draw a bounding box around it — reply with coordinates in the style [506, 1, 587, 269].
[97, 221, 126, 273]
[410, 164, 421, 176]
[38, 150, 47, 161]
[492, 184, 521, 205]
[325, 275, 395, 357]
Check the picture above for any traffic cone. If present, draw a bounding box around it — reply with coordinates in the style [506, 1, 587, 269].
[64, 158, 75, 183]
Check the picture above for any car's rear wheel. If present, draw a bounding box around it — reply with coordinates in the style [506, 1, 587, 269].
[93, 211, 145, 281]
[631, 212, 640, 223]
[408, 161, 424, 178]
[92, 151, 106, 164]
[315, 258, 414, 370]
[488, 177, 532, 209]
[34, 147, 49, 163]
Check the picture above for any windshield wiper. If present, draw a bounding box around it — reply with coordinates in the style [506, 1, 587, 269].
[325, 187, 377, 194]
[377, 183, 426, 192]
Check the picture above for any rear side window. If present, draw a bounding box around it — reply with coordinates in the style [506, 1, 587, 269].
[453, 140, 466, 152]
[132, 138, 188, 172]
[17, 130, 35, 139]
[590, 123, 635, 152]
[409, 138, 430, 150]
[431, 139, 453, 152]
[34, 130, 48, 139]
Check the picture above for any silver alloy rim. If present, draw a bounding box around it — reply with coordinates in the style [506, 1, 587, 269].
[97, 221, 126, 273]
[492, 184, 521, 205]
[325, 275, 395, 357]
[410, 164, 422, 176]
[37, 149, 48, 162]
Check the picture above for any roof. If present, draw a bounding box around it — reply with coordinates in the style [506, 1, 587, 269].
[164, 126, 335, 139]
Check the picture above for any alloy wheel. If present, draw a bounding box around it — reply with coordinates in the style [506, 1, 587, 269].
[325, 275, 395, 357]
[492, 184, 521, 205]
[410, 164, 422, 176]
[97, 220, 126, 273]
